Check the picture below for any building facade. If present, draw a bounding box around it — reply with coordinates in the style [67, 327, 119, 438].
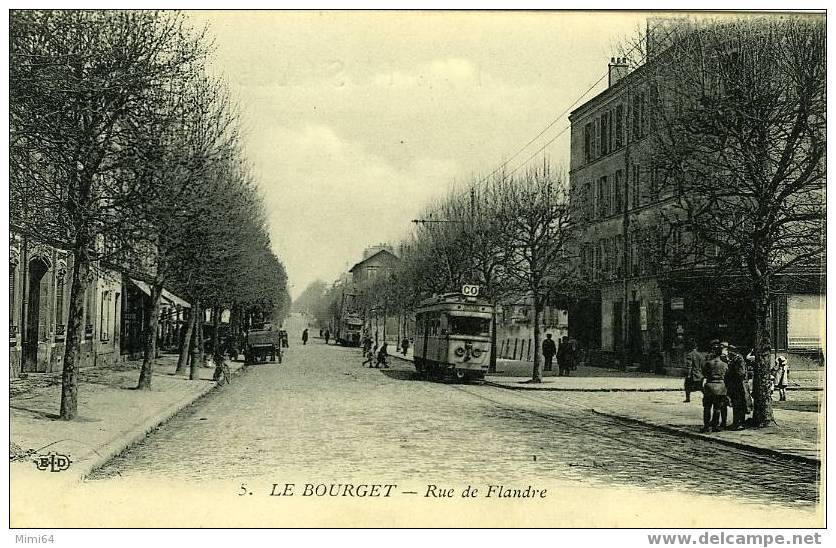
[10, 232, 122, 377]
[349, 248, 400, 285]
[10, 231, 193, 377]
[568, 56, 824, 373]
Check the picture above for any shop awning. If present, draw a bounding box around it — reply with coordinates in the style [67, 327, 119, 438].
[129, 278, 191, 309]
[162, 289, 191, 309]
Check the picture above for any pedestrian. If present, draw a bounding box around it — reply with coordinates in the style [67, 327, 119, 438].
[542, 333, 556, 372]
[376, 342, 390, 368]
[401, 336, 410, 356]
[773, 355, 790, 402]
[324, 329, 330, 345]
[683, 339, 705, 403]
[280, 329, 289, 348]
[700, 340, 729, 433]
[722, 342, 752, 430]
[302, 328, 309, 345]
[557, 336, 573, 376]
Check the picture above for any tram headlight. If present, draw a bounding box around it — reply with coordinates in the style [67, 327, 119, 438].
[454, 347, 465, 357]
[471, 348, 482, 358]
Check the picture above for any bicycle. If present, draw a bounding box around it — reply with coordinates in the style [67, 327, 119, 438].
[213, 355, 232, 385]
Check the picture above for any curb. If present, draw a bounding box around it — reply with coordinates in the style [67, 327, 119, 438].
[591, 409, 820, 465]
[74, 363, 249, 482]
[483, 380, 680, 392]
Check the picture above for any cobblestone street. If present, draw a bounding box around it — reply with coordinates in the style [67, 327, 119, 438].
[90, 331, 820, 514]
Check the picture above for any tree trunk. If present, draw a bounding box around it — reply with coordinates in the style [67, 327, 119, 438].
[189, 300, 202, 380]
[137, 280, 163, 389]
[489, 312, 498, 374]
[751, 276, 774, 427]
[531, 299, 543, 383]
[59, 235, 91, 420]
[196, 307, 205, 367]
[210, 306, 220, 357]
[176, 307, 194, 374]
[230, 303, 241, 339]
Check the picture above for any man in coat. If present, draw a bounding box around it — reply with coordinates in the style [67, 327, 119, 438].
[683, 339, 705, 403]
[542, 333, 557, 372]
[700, 340, 729, 433]
[723, 342, 752, 429]
[557, 336, 574, 376]
[324, 329, 330, 345]
[302, 328, 309, 345]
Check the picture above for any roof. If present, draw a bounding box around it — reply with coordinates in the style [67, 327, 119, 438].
[348, 249, 400, 273]
[569, 62, 648, 120]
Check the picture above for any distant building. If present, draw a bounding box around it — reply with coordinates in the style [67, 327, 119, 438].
[495, 299, 568, 362]
[349, 248, 400, 285]
[361, 243, 395, 260]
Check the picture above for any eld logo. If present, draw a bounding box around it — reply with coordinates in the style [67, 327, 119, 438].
[33, 452, 72, 472]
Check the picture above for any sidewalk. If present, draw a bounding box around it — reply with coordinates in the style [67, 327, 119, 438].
[387, 345, 821, 463]
[10, 353, 247, 483]
[589, 391, 822, 464]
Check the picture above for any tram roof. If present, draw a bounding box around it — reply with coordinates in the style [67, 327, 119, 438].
[416, 292, 493, 310]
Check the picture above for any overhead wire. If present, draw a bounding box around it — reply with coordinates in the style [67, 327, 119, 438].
[418, 18, 666, 218]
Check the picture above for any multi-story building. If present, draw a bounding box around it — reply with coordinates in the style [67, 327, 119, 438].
[10, 229, 192, 377]
[568, 51, 824, 372]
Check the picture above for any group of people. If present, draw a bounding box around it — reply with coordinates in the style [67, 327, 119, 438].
[684, 339, 791, 433]
[361, 334, 390, 368]
[542, 334, 579, 376]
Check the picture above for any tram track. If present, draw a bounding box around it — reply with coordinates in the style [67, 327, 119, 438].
[446, 382, 821, 505]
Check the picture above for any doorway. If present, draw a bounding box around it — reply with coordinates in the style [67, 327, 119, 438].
[23, 258, 49, 372]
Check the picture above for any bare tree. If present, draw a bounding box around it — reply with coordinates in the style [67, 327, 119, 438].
[492, 164, 578, 383]
[134, 77, 240, 387]
[643, 16, 825, 426]
[10, 10, 210, 419]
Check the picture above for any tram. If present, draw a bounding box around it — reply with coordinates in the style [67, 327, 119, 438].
[413, 291, 494, 382]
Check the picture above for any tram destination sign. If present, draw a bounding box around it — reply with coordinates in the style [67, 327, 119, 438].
[462, 284, 480, 297]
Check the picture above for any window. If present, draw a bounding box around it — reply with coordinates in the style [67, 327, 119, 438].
[600, 112, 610, 156]
[449, 316, 490, 337]
[598, 176, 608, 218]
[614, 237, 623, 278]
[614, 170, 623, 213]
[632, 91, 647, 140]
[583, 182, 592, 221]
[85, 286, 94, 338]
[100, 291, 110, 340]
[599, 239, 607, 280]
[631, 164, 642, 207]
[615, 104, 624, 149]
[630, 232, 641, 276]
[584, 123, 592, 163]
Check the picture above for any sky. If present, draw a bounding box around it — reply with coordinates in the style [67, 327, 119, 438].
[184, 10, 650, 299]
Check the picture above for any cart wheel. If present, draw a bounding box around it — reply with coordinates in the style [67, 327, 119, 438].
[455, 369, 466, 383]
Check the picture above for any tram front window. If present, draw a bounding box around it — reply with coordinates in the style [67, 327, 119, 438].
[449, 316, 490, 337]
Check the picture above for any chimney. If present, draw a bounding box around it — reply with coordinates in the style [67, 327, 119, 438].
[608, 57, 629, 88]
